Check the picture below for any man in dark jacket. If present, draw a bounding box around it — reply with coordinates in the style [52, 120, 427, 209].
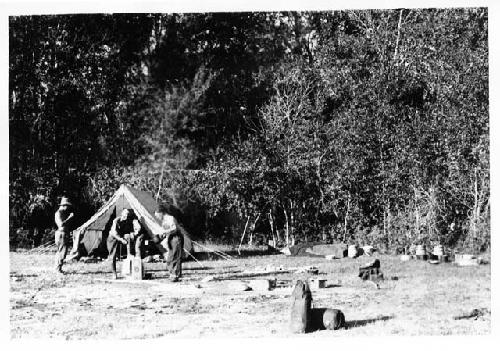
[107, 208, 143, 279]
[154, 204, 184, 282]
[54, 197, 75, 273]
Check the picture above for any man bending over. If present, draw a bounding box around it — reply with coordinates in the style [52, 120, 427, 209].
[107, 209, 143, 279]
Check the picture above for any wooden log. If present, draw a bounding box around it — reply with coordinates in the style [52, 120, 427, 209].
[289, 280, 312, 333]
[323, 309, 345, 330]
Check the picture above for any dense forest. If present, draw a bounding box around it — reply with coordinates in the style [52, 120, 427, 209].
[9, 8, 489, 253]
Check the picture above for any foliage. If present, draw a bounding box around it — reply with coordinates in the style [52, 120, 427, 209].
[9, 9, 489, 253]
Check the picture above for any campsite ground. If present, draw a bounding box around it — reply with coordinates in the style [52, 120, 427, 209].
[10, 249, 490, 339]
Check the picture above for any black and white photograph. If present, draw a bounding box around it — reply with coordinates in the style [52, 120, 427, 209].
[4, 0, 493, 341]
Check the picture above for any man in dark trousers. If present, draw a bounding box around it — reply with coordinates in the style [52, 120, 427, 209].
[54, 197, 75, 273]
[107, 208, 143, 279]
[154, 204, 184, 282]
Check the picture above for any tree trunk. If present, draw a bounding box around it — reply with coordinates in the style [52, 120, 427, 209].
[393, 9, 403, 61]
[269, 210, 276, 247]
[289, 199, 294, 245]
[470, 167, 479, 252]
[414, 186, 420, 241]
[343, 194, 351, 242]
[283, 206, 289, 246]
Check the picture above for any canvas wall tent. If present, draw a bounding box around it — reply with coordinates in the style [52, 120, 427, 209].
[71, 185, 193, 258]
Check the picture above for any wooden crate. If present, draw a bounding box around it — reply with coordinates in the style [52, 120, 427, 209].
[121, 257, 144, 280]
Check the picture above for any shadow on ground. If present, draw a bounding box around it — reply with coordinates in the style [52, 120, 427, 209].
[345, 315, 394, 329]
[309, 309, 394, 332]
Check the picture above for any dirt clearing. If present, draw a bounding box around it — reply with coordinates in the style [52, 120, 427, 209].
[9, 252, 490, 339]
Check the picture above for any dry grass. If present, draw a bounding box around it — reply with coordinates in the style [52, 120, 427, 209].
[9, 252, 490, 339]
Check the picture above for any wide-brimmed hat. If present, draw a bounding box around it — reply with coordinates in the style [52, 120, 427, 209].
[59, 197, 72, 207]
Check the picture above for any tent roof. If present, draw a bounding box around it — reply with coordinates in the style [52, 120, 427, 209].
[75, 185, 164, 237]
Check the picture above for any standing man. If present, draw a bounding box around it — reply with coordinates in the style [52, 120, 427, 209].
[107, 209, 143, 279]
[54, 196, 75, 273]
[154, 204, 184, 282]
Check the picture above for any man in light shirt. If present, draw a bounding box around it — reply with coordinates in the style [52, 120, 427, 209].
[154, 204, 184, 282]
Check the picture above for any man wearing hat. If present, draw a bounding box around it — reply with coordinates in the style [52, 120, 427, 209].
[54, 197, 75, 273]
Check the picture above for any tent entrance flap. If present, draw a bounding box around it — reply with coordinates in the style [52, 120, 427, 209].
[80, 206, 116, 257]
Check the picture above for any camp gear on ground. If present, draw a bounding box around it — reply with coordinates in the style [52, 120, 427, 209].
[455, 254, 482, 266]
[363, 245, 374, 256]
[348, 245, 359, 258]
[166, 233, 183, 281]
[227, 281, 251, 291]
[308, 278, 326, 289]
[322, 309, 345, 330]
[415, 254, 428, 260]
[436, 255, 448, 262]
[295, 266, 319, 274]
[415, 245, 428, 260]
[433, 245, 444, 256]
[280, 247, 292, 255]
[289, 280, 312, 333]
[121, 257, 144, 280]
[358, 259, 384, 283]
[430, 254, 448, 262]
[400, 254, 412, 261]
[248, 279, 275, 291]
[415, 245, 426, 255]
[285, 243, 347, 257]
[69, 185, 193, 258]
[430, 245, 448, 262]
